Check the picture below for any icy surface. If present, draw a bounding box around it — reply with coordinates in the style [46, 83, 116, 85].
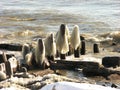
[41, 81, 119, 90]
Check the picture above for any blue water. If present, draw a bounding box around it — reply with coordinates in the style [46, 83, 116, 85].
[0, 0, 120, 34]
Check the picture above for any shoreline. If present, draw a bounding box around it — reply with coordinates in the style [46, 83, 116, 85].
[0, 29, 120, 89]
[0, 45, 120, 89]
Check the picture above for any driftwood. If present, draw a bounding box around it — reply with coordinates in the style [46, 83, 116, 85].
[0, 43, 22, 51]
[50, 60, 99, 70]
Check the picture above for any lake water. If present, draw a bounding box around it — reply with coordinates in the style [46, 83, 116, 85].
[0, 0, 120, 58]
[0, 0, 120, 34]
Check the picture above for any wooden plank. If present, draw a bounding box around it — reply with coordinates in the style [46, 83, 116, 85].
[0, 43, 22, 51]
[50, 60, 99, 70]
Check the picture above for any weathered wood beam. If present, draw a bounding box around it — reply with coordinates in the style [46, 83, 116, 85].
[0, 43, 22, 51]
[50, 60, 99, 70]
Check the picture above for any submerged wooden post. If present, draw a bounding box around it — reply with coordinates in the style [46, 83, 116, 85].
[68, 44, 73, 56]
[60, 54, 66, 60]
[47, 55, 54, 61]
[81, 41, 86, 55]
[93, 43, 99, 53]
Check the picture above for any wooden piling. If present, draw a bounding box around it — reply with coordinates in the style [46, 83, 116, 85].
[68, 44, 73, 56]
[47, 55, 54, 61]
[93, 43, 99, 53]
[74, 47, 80, 58]
[2, 52, 7, 62]
[56, 50, 59, 58]
[81, 41, 86, 55]
[60, 54, 66, 60]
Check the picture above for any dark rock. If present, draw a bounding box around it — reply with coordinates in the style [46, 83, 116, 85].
[102, 56, 120, 68]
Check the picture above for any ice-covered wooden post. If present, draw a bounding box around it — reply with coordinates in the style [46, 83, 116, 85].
[71, 25, 81, 58]
[35, 38, 50, 69]
[22, 44, 30, 60]
[56, 24, 69, 60]
[66, 25, 71, 56]
[44, 33, 56, 61]
[35, 38, 45, 67]
[2, 52, 7, 62]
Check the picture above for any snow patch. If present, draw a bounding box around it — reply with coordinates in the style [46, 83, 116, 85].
[41, 81, 119, 90]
